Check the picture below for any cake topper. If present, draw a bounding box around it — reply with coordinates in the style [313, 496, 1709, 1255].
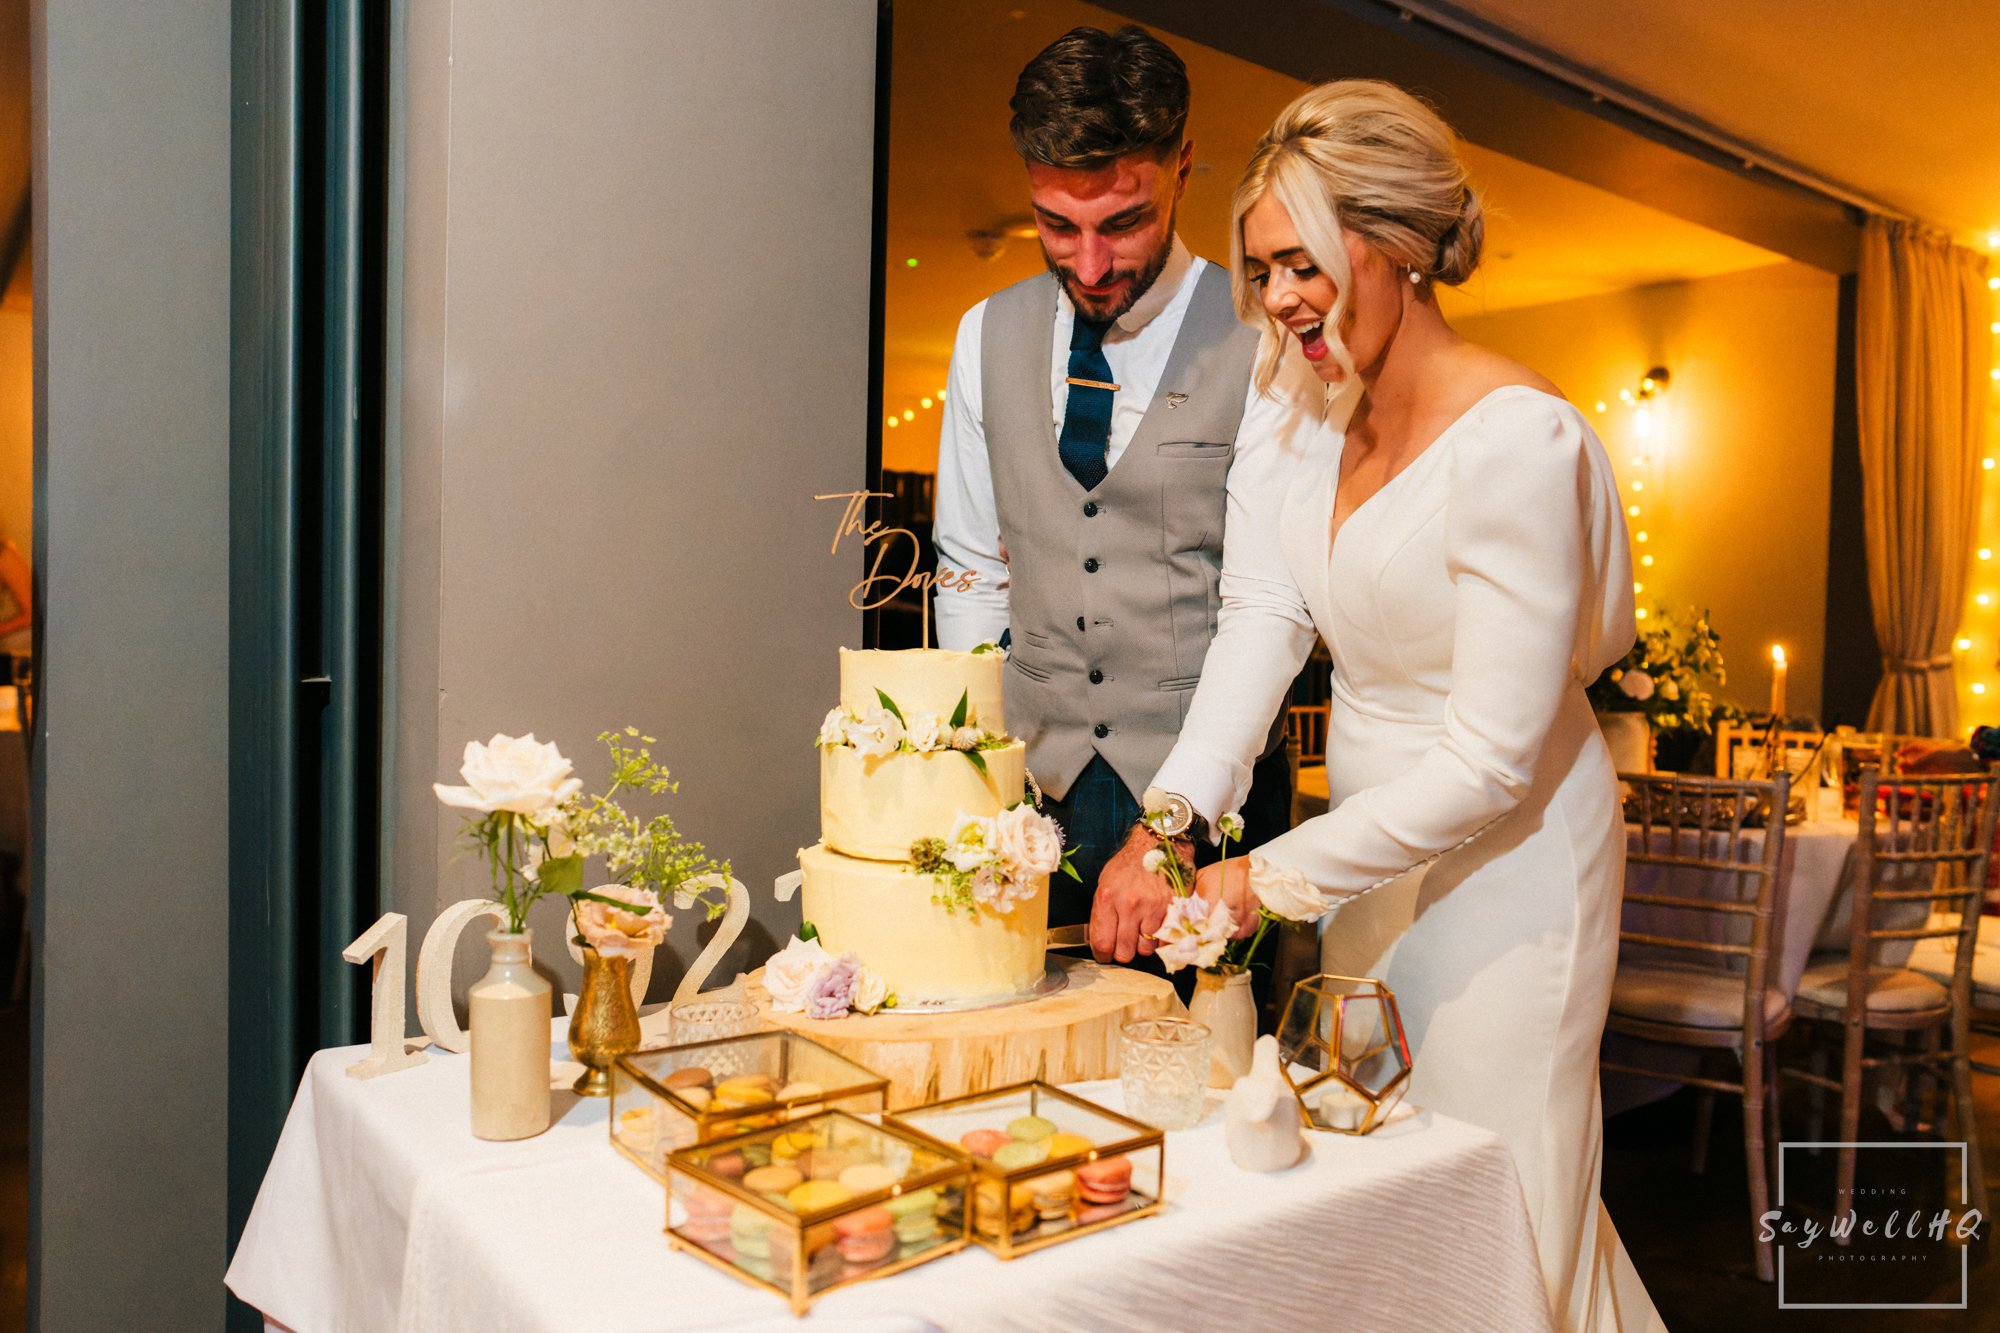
[817, 490, 983, 649]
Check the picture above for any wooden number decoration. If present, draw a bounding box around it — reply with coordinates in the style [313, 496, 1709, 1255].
[674, 873, 751, 1003]
[415, 899, 507, 1054]
[340, 913, 431, 1079]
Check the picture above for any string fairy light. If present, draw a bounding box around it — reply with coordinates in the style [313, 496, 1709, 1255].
[1957, 244, 2000, 726]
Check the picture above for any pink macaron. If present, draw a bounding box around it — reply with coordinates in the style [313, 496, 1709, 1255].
[1074, 1155, 1133, 1204]
[834, 1205, 897, 1265]
[959, 1128, 1011, 1158]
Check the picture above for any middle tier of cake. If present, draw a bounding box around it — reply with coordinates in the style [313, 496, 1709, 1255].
[821, 742, 1028, 862]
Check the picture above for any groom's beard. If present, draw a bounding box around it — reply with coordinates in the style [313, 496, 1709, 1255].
[1043, 216, 1176, 326]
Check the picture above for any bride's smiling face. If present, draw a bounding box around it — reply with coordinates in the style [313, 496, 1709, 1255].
[1241, 191, 1404, 385]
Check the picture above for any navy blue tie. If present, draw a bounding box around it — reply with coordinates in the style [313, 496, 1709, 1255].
[1058, 314, 1115, 490]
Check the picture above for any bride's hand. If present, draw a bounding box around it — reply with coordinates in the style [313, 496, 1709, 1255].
[1194, 859, 1260, 941]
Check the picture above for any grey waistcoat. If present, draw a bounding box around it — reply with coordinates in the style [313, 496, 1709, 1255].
[982, 264, 1258, 801]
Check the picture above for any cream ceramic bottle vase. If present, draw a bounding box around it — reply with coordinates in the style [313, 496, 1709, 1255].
[1189, 969, 1257, 1087]
[469, 927, 552, 1140]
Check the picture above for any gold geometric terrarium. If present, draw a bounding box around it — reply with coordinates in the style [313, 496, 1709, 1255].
[1275, 974, 1412, 1135]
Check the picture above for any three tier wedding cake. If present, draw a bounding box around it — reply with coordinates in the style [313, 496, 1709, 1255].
[798, 647, 1062, 1010]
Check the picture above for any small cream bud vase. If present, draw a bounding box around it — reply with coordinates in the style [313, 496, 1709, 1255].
[1189, 969, 1257, 1088]
[469, 928, 552, 1140]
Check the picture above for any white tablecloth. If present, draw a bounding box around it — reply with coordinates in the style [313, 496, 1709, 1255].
[227, 1022, 1555, 1333]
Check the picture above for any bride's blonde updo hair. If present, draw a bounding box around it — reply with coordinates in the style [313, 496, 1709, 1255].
[1231, 79, 1484, 391]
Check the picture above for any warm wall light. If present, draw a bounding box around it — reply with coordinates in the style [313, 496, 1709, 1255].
[1977, 683, 1990, 696]
[1958, 637, 1974, 651]
[1641, 554, 1654, 567]
[1979, 593, 1994, 607]
[1982, 548, 1993, 561]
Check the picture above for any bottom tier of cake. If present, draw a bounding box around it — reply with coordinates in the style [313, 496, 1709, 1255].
[797, 842, 1051, 1010]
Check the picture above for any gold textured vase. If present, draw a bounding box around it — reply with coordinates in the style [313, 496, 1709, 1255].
[568, 947, 642, 1096]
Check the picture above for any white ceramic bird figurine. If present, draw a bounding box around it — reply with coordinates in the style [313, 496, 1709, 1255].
[1225, 1035, 1306, 1172]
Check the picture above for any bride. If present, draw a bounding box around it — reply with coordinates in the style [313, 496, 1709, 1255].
[1178, 82, 1663, 1331]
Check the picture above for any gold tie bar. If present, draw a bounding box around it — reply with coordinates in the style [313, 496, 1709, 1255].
[1065, 376, 1120, 392]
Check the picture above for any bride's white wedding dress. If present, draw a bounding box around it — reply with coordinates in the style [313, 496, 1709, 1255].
[1254, 385, 1665, 1332]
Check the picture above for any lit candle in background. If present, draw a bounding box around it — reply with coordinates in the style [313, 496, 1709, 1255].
[1770, 645, 1788, 720]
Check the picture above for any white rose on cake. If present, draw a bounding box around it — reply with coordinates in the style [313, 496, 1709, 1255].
[992, 803, 1062, 879]
[1248, 853, 1323, 922]
[817, 706, 852, 748]
[432, 733, 582, 816]
[946, 813, 998, 873]
[848, 707, 905, 758]
[765, 934, 834, 1013]
[852, 965, 890, 1014]
[904, 709, 947, 753]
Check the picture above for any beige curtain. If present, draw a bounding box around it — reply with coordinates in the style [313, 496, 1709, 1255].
[1858, 217, 1992, 735]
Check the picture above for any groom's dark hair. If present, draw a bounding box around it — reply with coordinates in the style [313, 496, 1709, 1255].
[1010, 25, 1189, 169]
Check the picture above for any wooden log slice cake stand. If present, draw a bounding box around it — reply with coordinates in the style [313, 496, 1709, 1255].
[748, 955, 1183, 1108]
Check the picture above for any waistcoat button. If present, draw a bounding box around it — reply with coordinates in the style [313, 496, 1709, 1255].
[1083, 557, 1099, 573]
[1076, 616, 1086, 632]
[1093, 723, 1109, 738]
[1083, 501, 1099, 517]
[1088, 669, 1104, 684]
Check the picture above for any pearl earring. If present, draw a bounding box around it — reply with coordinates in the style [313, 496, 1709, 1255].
[1407, 268, 1422, 285]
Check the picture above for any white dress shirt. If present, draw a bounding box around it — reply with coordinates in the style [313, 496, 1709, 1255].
[933, 235, 1330, 823]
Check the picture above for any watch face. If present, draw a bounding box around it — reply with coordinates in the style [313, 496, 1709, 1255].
[1163, 795, 1193, 836]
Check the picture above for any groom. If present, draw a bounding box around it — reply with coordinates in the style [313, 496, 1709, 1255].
[932, 25, 1318, 969]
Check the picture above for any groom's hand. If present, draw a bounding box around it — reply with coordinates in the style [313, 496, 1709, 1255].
[1090, 826, 1181, 963]
[1195, 858, 1260, 940]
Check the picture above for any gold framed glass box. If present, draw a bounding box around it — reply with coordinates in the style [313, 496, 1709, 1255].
[610, 1032, 889, 1180]
[885, 1080, 1164, 1258]
[1276, 974, 1413, 1135]
[666, 1109, 972, 1315]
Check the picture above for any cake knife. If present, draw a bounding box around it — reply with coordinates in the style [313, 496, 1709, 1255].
[1045, 923, 1092, 951]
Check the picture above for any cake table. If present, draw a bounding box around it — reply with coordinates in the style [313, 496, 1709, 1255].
[749, 953, 1183, 1107]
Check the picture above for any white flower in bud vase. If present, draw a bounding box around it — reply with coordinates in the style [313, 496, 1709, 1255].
[1153, 895, 1235, 971]
[853, 965, 889, 1015]
[1618, 669, 1655, 702]
[904, 709, 947, 753]
[765, 934, 834, 1013]
[993, 803, 1062, 878]
[1142, 847, 1167, 874]
[951, 725, 981, 751]
[818, 706, 851, 748]
[849, 707, 905, 758]
[433, 733, 583, 815]
[1218, 812, 1244, 840]
[1248, 853, 1323, 922]
[575, 883, 670, 958]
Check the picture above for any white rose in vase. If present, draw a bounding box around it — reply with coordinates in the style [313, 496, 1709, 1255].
[764, 935, 834, 1013]
[992, 803, 1062, 879]
[433, 733, 583, 815]
[1248, 853, 1324, 922]
[904, 710, 947, 753]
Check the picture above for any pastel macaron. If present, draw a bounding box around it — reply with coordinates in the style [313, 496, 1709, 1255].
[837, 1162, 902, 1195]
[1025, 1169, 1077, 1222]
[728, 1204, 773, 1261]
[1074, 1155, 1133, 1204]
[833, 1205, 897, 1265]
[1007, 1114, 1057, 1143]
[1043, 1132, 1094, 1160]
[770, 1128, 819, 1162]
[663, 1065, 714, 1092]
[992, 1140, 1050, 1171]
[741, 1164, 803, 1196]
[959, 1128, 1011, 1158]
[885, 1187, 940, 1245]
[786, 1179, 855, 1214]
[973, 1179, 1035, 1236]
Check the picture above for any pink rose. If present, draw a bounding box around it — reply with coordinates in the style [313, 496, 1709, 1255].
[1152, 895, 1235, 972]
[574, 883, 669, 958]
[805, 956, 860, 1019]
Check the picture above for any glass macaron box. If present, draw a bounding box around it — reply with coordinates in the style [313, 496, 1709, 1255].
[665, 1109, 971, 1314]
[609, 1032, 890, 1180]
[884, 1080, 1165, 1258]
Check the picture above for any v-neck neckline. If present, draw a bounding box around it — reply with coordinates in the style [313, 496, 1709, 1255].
[1326, 384, 1551, 557]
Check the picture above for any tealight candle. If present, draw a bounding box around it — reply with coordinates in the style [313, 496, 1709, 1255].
[1769, 645, 1788, 720]
[1313, 1083, 1369, 1131]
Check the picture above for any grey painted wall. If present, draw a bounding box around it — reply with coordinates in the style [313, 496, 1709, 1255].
[30, 0, 231, 1328]
[388, 2, 878, 1004]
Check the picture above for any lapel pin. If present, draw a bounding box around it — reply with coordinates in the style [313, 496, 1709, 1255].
[1166, 392, 1189, 408]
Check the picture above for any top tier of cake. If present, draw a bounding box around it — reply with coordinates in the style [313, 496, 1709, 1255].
[839, 647, 1005, 733]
